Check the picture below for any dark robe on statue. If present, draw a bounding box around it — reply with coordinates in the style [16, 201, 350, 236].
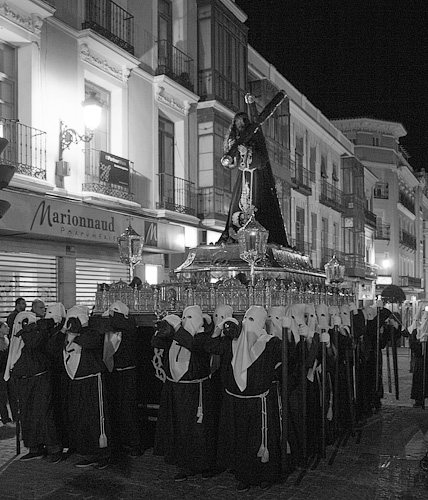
[206, 335, 282, 486]
[152, 327, 217, 473]
[217, 98, 289, 247]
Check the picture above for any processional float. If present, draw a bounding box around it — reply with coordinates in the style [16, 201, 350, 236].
[93, 90, 357, 473]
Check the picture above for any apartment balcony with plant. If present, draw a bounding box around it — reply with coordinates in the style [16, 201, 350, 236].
[398, 190, 415, 214]
[157, 172, 197, 216]
[82, 0, 134, 55]
[0, 117, 46, 180]
[320, 179, 344, 212]
[376, 221, 391, 240]
[290, 159, 312, 196]
[156, 40, 194, 92]
[399, 230, 417, 250]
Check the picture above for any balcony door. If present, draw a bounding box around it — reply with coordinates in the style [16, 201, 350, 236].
[158, 0, 172, 74]
[159, 116, 175, 206]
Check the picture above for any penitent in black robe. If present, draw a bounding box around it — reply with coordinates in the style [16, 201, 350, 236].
[152, 328, 217, 473]
[12, 324, 60, 451]
[206, 335, 282, 486]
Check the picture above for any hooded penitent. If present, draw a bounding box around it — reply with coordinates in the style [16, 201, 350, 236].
[169, 305, 204, 382]
[213, 304, 233, 328]
[304, 304, 317, 338]
[45, 303, 66, 325]
[102, 301, 129, 372]
[4, 311, 37, 381]
[285, 303, 306, 344]
[363, 305, 377, 322]
[266, 306, 286, 338]
[63, 306, 89, 380]
[315, 303, 330, 330]
[232, 305, 270, 392]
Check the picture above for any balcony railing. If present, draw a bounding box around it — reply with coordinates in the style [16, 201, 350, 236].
[398, 190, 415, 214]
[365, 263, 379, 280]
[198, 69, 245, 112]
[376, 222, 390, 240]
[290, 159, 312, 195]
[399, 276, 422, 289]
[83, 149, 134, 201]
[343, 254, 365, 278]
[320, 179, 344, 212]
[400, 230, 417, 250]
[0, 117, 46, 180]
[156, 40, 194, 92]
[157, 172, 197, 216]
[364, 208, 377, 228]
[82, 0, 134, 55]
[198, 187, 231, 220]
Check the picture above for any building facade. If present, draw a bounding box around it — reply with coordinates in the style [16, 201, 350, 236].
[0, 0, 425, 319]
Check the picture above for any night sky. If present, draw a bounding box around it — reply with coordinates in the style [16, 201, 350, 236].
[235, 0, 428, 170]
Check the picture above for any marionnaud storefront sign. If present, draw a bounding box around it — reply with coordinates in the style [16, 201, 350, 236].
[0, 190, 184, 253]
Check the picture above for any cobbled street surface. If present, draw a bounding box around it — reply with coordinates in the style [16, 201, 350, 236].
[1, 348, 427, 500]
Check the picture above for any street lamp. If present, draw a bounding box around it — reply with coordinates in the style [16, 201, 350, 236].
[58, 91, 103, 161]
[238, 212, 269, 286]
[117, 223, 144, 280]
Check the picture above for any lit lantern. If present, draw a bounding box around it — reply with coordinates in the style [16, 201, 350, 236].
[117, 224, 144, 280]
[324, 254, 345, 285]
[238, 214, 269, 285]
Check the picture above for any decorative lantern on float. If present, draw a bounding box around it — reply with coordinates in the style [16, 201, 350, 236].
[324, 254, 345, 285]
[238, 213, 269, 285]
[117, 224, 144, 280]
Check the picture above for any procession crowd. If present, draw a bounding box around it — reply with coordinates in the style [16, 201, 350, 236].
[1, 297, 428, 493]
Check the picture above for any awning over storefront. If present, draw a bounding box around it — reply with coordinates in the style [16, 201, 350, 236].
[0, 190, 184, 254]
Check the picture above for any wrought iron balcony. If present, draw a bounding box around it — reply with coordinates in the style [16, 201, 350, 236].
[365, 263, 378, 280]
[290, 159, 312, 196]
[83, 149, 134, 201]
[198, 69, 245, 112]
[156, 40, 194, 92]
[343, 254, 365, 278]
[400, 230, 417, 250]
[82, 0, 134, 55]
[375, 222, 390, 240]
[157, 172, 197, 216]
[364, 208, 377, 228]
[198, 187, 231, 220]
[399, 276, 422, 289]
[398, 190, 415, 214]
[0, 117, 46, 180]
[320, 179, 344, 212]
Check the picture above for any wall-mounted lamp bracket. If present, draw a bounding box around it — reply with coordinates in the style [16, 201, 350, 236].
[59, 121, 94, 161]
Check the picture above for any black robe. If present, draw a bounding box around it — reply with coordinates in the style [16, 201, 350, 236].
[152, 327, 217, 473]
[100, 315, 142, 454]
[64, 327, 111, 456]
[206, 335, 282, 486]
[217, 127, 288, 247]
[12, 323, 60, 450]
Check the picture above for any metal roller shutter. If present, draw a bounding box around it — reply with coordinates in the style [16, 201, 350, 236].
[0, 252, 58, 319]
[76, 258, 129, 308]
